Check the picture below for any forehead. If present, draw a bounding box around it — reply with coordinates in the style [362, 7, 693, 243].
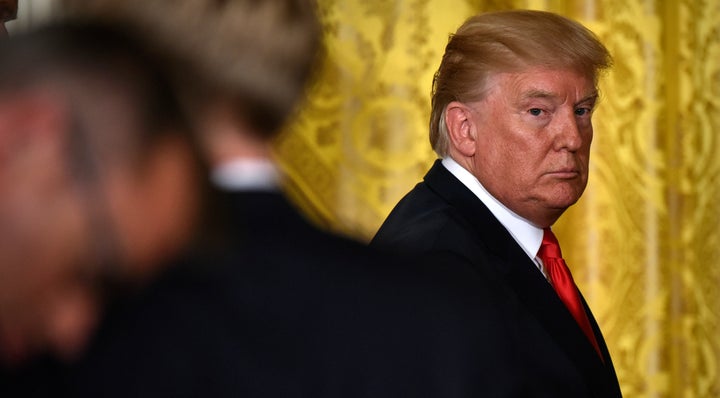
[491, 67, 596, 101]
[0, 0, 17, 21]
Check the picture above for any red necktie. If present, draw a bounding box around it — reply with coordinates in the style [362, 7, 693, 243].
[538, 228, 603, 360]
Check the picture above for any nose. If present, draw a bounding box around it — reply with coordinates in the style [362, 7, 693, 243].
[553, 109, 584, 152]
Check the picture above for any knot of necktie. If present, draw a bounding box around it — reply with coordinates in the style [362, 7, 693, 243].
[539, 227, 563, 259]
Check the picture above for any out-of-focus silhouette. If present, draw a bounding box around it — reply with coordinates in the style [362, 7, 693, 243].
[53, 1, 536, 397]
[0, 21, 205, 371]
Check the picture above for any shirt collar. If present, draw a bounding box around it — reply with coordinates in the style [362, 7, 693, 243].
[211, 158, 281, 192]
[441, 157, 544, 261]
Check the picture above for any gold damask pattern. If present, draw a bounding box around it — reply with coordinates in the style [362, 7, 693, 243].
[278, 0, 470, 235]
[274, 0, 720, 396]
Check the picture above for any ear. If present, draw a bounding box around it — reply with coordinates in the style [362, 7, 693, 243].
[445, 101, 477, 157]
[119, 136, 199, 272]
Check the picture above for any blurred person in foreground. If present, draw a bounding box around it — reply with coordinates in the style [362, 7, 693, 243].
[58, 1, 533, 397]
[0, 0, 17, 36]
[0, 20, 205, 384]
[372, 10, 622, 396]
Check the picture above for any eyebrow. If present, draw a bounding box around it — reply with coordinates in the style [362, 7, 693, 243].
[520, 89, 599, 106]
[520, 89, 555, 100]
[577, 92, 599, 107]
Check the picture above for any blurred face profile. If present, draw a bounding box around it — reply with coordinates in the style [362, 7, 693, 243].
[0, 19, 203, 366]
[0, 97, 101, 364]
[0, 93, 199, 366]
[0, 0, 18, 37]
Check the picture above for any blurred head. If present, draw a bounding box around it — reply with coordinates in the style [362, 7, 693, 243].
[63, 0, 323, 140]
[432, 10, 611, 227]
[0, 22, 203, 365]
[0, 0, 18, 37]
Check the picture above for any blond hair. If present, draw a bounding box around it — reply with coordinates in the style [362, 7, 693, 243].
[430, 10, 612, 157]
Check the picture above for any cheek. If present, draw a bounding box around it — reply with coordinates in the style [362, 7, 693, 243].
[579, 137, 593, 167]
[506, 137, 546, 173]
[582, 126, 593, 151]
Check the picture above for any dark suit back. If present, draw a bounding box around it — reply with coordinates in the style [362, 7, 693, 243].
[55, 190, 547, 397]
[372, 160, 622, 397]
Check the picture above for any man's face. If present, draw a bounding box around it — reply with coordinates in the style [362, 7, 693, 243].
[0, 0, 18, 37]
[0, 107, 101, 364]
[465, 67, 597, 227]
[0, 93, 199, 366]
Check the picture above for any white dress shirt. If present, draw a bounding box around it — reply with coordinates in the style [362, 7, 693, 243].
[211, 158, 281, 192]
[441, 157, 547, 277]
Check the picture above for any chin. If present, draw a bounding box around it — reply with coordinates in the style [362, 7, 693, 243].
[552, 185, 585, 205]
[543, 196, 580, 214]
[556, 197, 581, 208]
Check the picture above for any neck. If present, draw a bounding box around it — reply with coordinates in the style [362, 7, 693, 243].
[197, 102, 272, 166]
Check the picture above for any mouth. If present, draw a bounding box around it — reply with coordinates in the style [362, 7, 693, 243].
[544, 169, 580, 179]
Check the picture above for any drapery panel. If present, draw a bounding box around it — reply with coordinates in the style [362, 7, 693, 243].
[275, 0, 720, 396]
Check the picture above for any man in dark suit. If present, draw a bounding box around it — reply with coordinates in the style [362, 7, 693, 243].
[57, 1, 542, 397]
[69, 177, 505, 397]
[373, 10, 623, 397]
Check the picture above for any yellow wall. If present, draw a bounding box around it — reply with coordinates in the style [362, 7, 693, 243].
[275, 0, 720, 396]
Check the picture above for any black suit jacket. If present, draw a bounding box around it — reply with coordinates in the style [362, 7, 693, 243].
[372, 160, 622, 397]
[58, 190, 532, 397]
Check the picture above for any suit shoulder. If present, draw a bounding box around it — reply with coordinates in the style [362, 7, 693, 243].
[372, 183, 474, 256]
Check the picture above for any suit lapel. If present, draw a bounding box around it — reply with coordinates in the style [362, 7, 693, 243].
[580, 292, 621, 391]
[423, 160, 620, 396]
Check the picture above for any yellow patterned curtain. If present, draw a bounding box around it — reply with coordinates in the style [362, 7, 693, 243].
[274, 0, 720, 396]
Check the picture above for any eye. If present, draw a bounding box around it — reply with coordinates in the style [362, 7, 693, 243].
[528, 108, 543, 116]
[574, 107, 592, 117]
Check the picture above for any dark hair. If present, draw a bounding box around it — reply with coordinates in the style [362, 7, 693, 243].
[0, 21, 200, 167]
